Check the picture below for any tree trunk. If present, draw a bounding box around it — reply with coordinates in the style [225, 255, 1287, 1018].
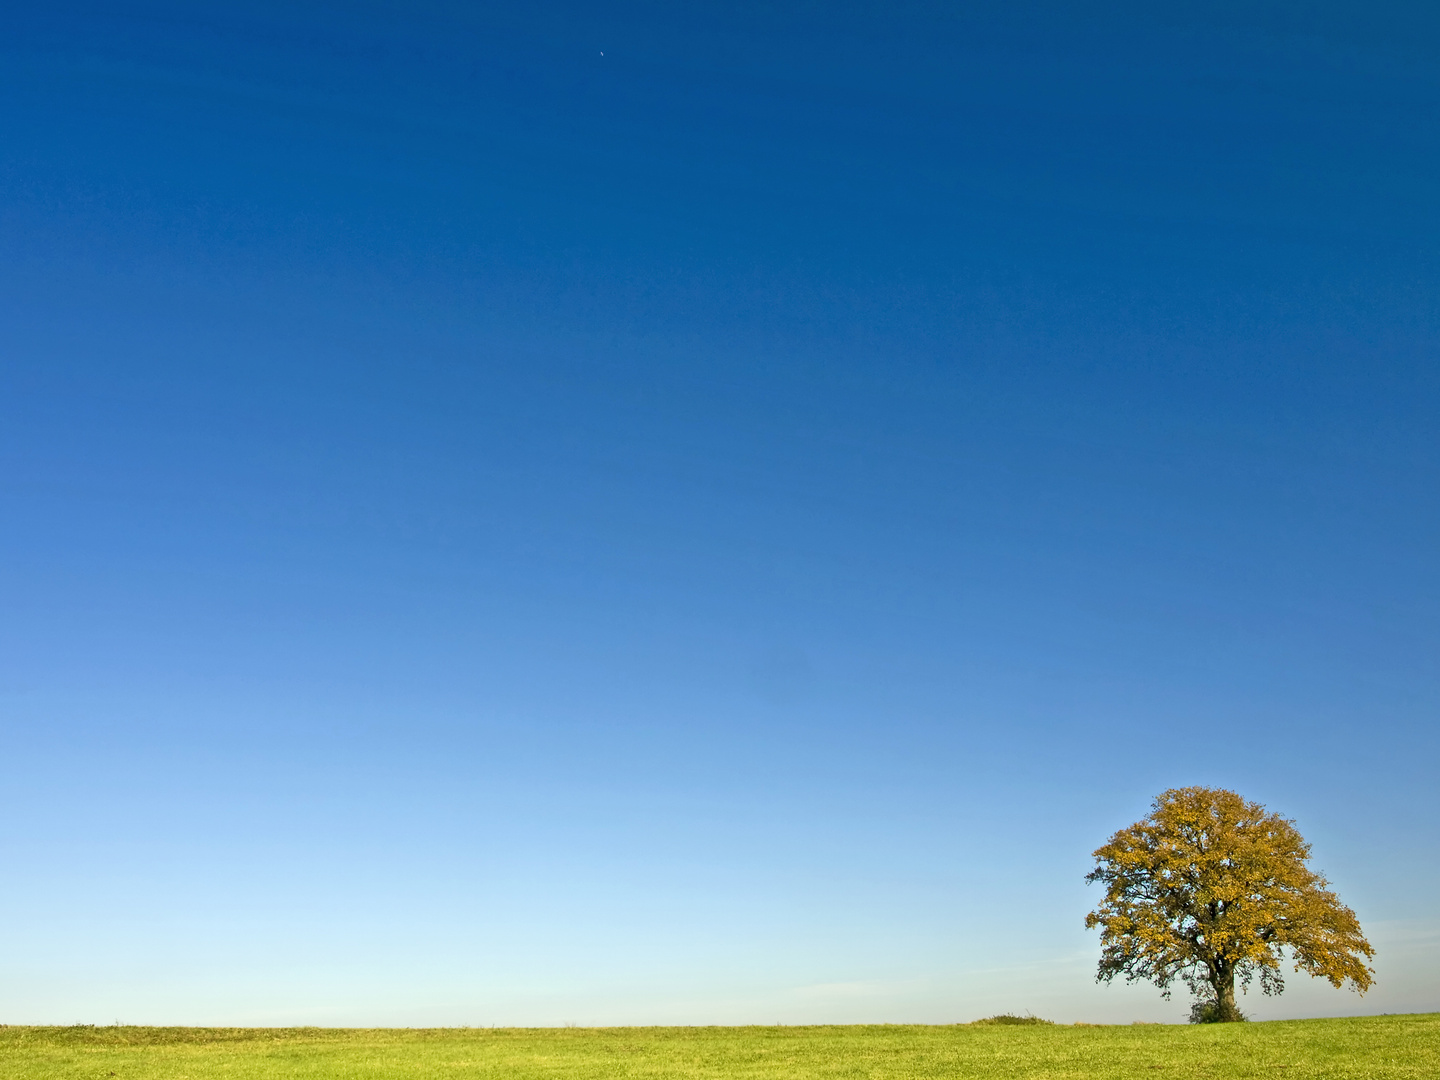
[1212, 964, 1243, 1022]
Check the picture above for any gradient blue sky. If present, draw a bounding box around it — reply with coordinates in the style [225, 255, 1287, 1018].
[2, 0, 1437, 1025]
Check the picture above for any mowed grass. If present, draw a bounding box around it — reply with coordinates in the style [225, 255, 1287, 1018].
[1, 1014, 1435, 1080]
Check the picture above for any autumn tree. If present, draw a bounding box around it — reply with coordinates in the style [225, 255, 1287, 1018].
[1084, 787, 1374, 1022]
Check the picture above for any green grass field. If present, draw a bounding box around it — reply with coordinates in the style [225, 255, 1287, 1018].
[2, 1014, 1435, 1079]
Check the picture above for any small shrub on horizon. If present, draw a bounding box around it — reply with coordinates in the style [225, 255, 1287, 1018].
[972, 1014, 1056, 1026]
[1190, 999, 1247, 1024]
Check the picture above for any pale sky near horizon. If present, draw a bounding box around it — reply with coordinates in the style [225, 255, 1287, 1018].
[2, 0, 1438, 1025]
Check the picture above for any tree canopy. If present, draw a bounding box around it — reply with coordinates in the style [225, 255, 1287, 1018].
[1085, 787, 1374, 1022]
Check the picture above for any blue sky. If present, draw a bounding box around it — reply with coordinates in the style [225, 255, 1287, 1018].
[1, 0, 1437, 1024]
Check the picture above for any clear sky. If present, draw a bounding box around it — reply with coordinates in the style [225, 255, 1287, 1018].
[2, 1, 1437, 1026]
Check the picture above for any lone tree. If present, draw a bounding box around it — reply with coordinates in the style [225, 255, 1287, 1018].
[1085, 787, 1374, 1022]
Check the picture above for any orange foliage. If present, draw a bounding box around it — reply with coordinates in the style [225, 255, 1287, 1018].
[1085, 787, 1373, 1021]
